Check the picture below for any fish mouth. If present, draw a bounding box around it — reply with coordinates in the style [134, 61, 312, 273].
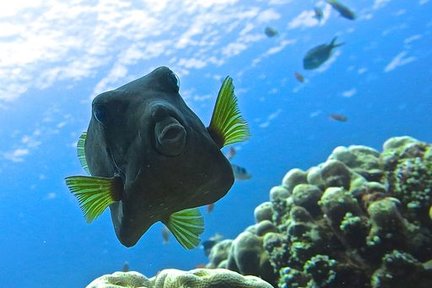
[154, 116, 186, 156]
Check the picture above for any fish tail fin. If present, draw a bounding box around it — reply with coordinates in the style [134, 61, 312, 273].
[163, 208, 204, 249]
[330, 36, 345, 48]
[65, 176, 122, 223]
[207, 76, 250, 148]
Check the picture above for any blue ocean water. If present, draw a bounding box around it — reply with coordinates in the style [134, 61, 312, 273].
[0, 0, 431, 287]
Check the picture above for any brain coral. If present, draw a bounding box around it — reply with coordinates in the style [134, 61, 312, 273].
[205, 136, 432, 288]
[87, 268, 273, 288]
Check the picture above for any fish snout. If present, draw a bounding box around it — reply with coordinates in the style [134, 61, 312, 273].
[152, 106, 186, 156]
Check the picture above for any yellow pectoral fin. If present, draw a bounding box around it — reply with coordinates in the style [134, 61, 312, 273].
[208, 76, 250, 148]
[163, 208, 204, 250]
[65, 175, 122, 223]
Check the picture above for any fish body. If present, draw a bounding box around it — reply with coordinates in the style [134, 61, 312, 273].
[66, 66, 249, 249]
[313, 7, 324, 21]
[330, 113, 348, 122]
[264, 26, 278, 38]
[202, 233, 224, 256]
[231, 164, 252, 180]
[326, 0, 356, 20]
[303, 37, 344, 70]
[294, 72, 305, 83]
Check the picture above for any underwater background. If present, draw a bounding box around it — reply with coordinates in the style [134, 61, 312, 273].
[0, 0, 431, 287]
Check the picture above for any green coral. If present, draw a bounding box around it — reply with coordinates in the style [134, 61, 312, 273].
[304, 255, 337, 287]
[203, 136, 432, 288]
[371, 250, 432, 288]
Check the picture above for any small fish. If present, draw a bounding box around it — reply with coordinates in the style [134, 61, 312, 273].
[329, 113, 348, 122]
[162, 226, 170, 244]
[294, 72, 305, 83]
[122, 261, 129, 272]
[326, 0, 356, 20]
[207, 203, 215, 213]
[303, 37, 344, 70]
[231, 164, 252, 180]
[65, 67, 250, 249]
[313, 7, 324, 22]
[264, 26, 278, 38]
[202, 233, 224, 256]
[225, 146, 236, 161]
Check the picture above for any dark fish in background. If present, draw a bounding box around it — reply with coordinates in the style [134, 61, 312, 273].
[202, 233, 224, 257]
[65, 66, 250, 249]
[207, 203, 215, 213]
[231, 164, 252, 180]
[294, 72, 305, 83]
[264, 26, 278, 38]
[313, 7, 324, 21]
[329, 113, 348, 122]
[303, 37, 344, 70]
[225, 146, 236, 161]
[161, 226, 170, 244]
[326, 0, 356, 20]
[122, 261, 129, 272]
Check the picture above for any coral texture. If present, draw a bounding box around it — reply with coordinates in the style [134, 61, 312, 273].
[205, 136, 432, 288]
[86, 269, 273, 288]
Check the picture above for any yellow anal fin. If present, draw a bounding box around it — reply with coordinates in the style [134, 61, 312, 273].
[162, 208, 204, 250]
[65, 175, 122, 223]
[208, 76, 250, 148]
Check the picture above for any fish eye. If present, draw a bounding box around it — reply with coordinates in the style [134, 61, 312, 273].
[93, 105, 107, 125]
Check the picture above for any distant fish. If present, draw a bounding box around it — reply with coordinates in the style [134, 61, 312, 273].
[202, 233, 224, 257]
[313, 7, 324, 21]
[326, 0, 356, 20]
[294, 72, 305, 83]
[207, 203, 215, 213]
[225, 146, 236, 161]
[329, 113, 348, 122]
[303, 37, 344, 70]
[232, 164, 252, 180]
[162, 226, 170, 244]
[122, 261, 129, 272]
[264, 26, 278, 38]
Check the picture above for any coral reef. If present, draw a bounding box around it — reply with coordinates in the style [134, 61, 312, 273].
[205, 136, 432, 287]
[86, 268, 273, 288]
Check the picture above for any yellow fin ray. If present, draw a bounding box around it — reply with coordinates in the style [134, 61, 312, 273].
[208, 76, 250, 147]
[163, 208, 204, 249]
[65, 176, 121, 223]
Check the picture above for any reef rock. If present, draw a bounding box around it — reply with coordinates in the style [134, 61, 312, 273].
[204, 136, 432, 287]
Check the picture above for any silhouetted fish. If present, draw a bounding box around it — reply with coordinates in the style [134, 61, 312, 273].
[207, 203, 215, 213]
[231, 164, 252, 180]
[294, 72, 305, 83]
[161, 226, 170, 244]
[303, 37, 344, 70]
[264, 26, 278, 37]
[329, 113, 348, 122]
[313, 7, 324, 21]
[327, 0, 356, 20]
[202, 233, 224, 256]
[65, 66, 249, 249]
